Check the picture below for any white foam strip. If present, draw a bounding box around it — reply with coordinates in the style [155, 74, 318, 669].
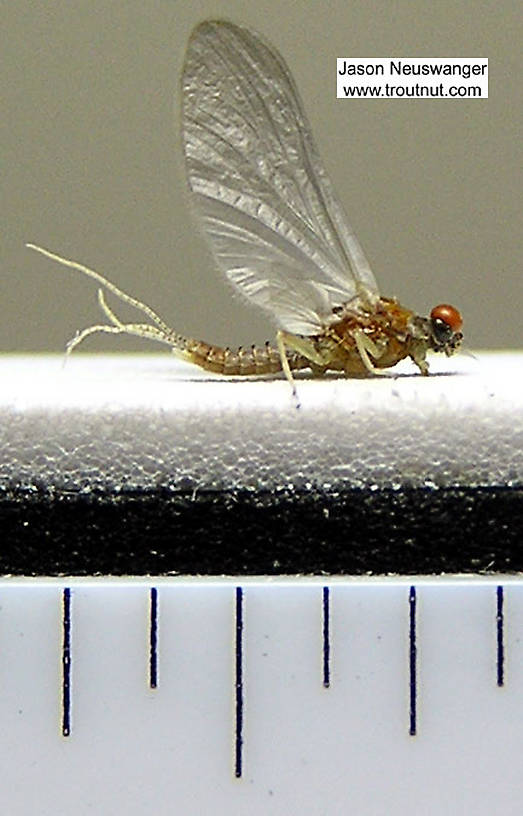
[1, 352, 521, 490]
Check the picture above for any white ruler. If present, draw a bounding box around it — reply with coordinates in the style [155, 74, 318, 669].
[0, 577, 520, 815]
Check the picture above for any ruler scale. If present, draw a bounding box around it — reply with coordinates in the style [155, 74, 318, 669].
[409, 585, 417, 736]
[497, 584, 504, 687]
[1, 577, 521, 815]
[49, 581, 513, 743]
[322, 585, 331, 689]
[235, 585, 244, 779]
[61, 587, 72, 737]
[149, 586, 158, 690]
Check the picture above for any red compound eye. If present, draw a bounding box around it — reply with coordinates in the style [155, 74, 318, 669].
[430, 304, 463, 332]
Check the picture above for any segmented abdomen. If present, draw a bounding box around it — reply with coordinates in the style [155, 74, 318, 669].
[173, 335, 308, 376]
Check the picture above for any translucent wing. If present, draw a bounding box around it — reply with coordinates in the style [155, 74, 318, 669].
[182, 20, 379, 336]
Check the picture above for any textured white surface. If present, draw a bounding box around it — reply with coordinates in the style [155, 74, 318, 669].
[0, 352, 521, 491]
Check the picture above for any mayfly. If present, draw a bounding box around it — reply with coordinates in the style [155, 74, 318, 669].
[28, 19, 463, 396]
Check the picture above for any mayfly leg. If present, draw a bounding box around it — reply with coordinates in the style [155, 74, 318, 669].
[276, 331, 301, 409]
[353, 330, 390, 376]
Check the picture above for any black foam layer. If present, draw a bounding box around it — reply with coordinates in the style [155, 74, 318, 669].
[1, 486, 521, 576]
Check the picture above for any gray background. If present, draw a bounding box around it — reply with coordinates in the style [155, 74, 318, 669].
[3, 0, 520, 353]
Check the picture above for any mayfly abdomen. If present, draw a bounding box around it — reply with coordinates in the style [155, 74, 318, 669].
[182, 339, 308, 376]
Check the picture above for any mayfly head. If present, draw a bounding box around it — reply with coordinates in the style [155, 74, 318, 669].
[428, 303, 463, 356]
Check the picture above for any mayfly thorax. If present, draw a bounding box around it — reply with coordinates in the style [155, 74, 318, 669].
[28, 19, 463, 396]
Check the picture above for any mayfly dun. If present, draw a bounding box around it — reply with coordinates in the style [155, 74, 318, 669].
[28, 19, 463, 398]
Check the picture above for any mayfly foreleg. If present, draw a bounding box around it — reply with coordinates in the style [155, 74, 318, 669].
[409, 343, 430, 376]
